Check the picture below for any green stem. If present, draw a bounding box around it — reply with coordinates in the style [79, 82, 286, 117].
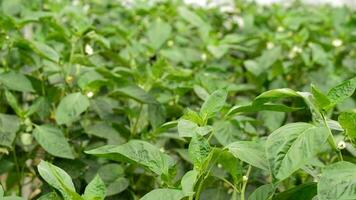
[322, 115, 343, 161]
[131, 104, 143, 136]
[12, 148, 22, 194]
[240, 165, 252, 200]
[195, 173, 208, 200]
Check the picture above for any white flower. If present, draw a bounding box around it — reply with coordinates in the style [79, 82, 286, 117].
[337, 141, 346, 150]
[277, 26, 285, 32]
[167, 40, 174, 47]
[159, 147, 165, 153]
[83, 4, 90, 13]
[72, 0, 80, 6]
[201, 53, 207, 61]
[292, 46, 303, 53]
[266, 42, 274, 49]
[242, 175, 248, 182]
[234, 16, 244, 29]
[21, 133, 33, 146]
[85, 44, 93, 55]
[86, 91, 94, 98]
[332, 39, 343, 47]
[220, 5, 234, 13]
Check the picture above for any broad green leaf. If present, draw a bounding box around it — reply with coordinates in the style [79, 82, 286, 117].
[181, 169, 198, 196]
[254, 88, 301, 104]
[213, 120, 241, 146]
[226, 141, 268, 171]
[33, 125, 75, 159]
[37, 192, 62, 200]
[274, 183, 317, 200]
[147, 19, 172, 50]
[83, 175, 106, 200]
[85, 140, 174, 176]
[259, 111, 285, 132]
[105, 177, 129, 196]
[338, 112, 356, 139]
[55, 93, 90, 125]
[0, 71, 34, 92]
[200, 89, 227, 119]
[140, 189, 185, 200]
[0, 114, 20, 148]
[4, 90, 22, 116]
[248, 184, 275, 200]
[84, 122, 125, 145]
[37, 160, 82, 200]
[311, 84, 330, 109]
[226, 104, 302, 117]
[177, 119, 211, 137]
[318, 161, 356, 200]
[266, 123, 329, 180]
[188, 135, 211, 169]
[327, 76, 356, 106]
[257, 46, 282, 74]
[111, 84, 157, 104]
[31, 41, 60, 63]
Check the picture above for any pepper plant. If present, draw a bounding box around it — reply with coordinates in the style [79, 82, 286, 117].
[0, 0, 355, 200]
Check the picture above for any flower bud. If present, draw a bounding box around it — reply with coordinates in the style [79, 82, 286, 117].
[337, 141, 346, 150]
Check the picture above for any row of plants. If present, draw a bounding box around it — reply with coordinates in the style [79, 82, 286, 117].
[0, 0, 355, 199]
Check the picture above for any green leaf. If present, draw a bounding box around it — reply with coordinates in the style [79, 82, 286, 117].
[85, 140, 174, 176]
[55, 93, 90, 125]
[338, 112, 356, 139]
[213, 120, 241, 146]
[266, 123, 329, 180]
[4, 90, 23, 116]
[0, 184, 3, 196]
[254, 88, 301, 104]
[248, 184, 275, 200]
[140, 189, 185, 200]
[274, 183, 316, 200]
[177, 119, 211, 137]
[226, 141, 269, 171]
[31, 41, 60, 63]
[37, 192, 62, 200]
[3, 197, 26, 200]
[188, 135, 211, 169]
[84, 122, 125, 145]
[0, 114, 20, 148]
[226, 104, 302, 117]
[311, 84, 331, 109]
[0, 71, 34, 92]
[327, 76, 356, 106]
[318, 161, 356, 200]
[181, 169, 198, 196]
[147, 19, 172, 50]
[177, 119, 197, 138]
[200, 89, 227, 119]
[37, 160, 82, 200]
[83, 175, 106, 200]
[33, 125, 75, 159]
[257, 46, 282, 74]
[111, 83, 157, 104]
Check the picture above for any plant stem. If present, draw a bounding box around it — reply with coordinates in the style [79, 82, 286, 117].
[195, 173, 208, 200]
[12, 148, 22, 194]
[322, 115, 343, 161]
[240, 165, 252, 200]
[131, 104, 143, 136]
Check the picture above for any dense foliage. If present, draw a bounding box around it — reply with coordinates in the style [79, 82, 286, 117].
[0, 0, 355, 199]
